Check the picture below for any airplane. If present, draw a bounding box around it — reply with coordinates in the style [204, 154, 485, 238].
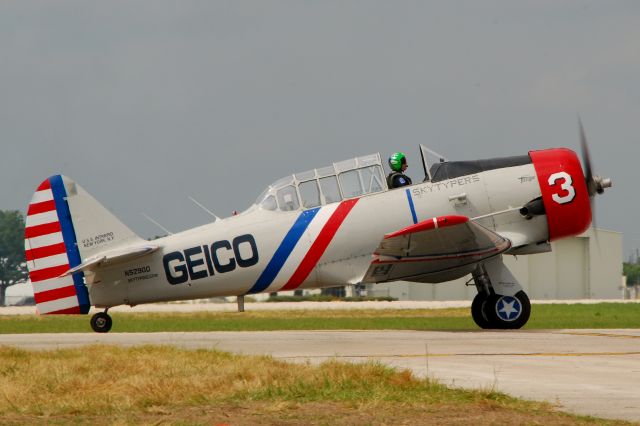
[23, 125, 611, 332]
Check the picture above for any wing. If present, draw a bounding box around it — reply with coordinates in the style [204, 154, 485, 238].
[362, 215, 511, 283]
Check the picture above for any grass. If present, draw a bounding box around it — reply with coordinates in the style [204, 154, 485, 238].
[0, 345, 628, 425]
[0, 305, 637, 424]
[0, 303, 639, 333]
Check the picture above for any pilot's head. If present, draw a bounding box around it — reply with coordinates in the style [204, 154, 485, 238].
[389, 152, 408, 172]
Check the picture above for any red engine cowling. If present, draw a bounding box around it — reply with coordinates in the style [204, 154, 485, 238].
[529, 148, 592, 241]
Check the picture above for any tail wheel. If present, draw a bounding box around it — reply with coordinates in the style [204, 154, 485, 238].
[485, 291, 531, 329]
[471, 292, 492, 329]
[90, 312, 113, 333]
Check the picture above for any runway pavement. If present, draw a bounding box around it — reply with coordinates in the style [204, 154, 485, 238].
[1, 329, 639, 422]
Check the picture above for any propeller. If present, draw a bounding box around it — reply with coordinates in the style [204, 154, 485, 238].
[578, 118, 612, 246]
[579, 118, 612, 197]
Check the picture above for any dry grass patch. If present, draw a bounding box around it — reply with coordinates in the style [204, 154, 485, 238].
[0, 401, 625, 426]
[0, 345, 628, 425]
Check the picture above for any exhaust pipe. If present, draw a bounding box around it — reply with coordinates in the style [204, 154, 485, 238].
[520, 197, 545, 220]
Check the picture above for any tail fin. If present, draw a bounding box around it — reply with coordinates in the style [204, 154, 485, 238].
[24, 175, 143, 314]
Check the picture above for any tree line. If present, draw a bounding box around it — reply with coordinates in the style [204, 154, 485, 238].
[623, 262, 640, 288]
[0, 210, 28, 306]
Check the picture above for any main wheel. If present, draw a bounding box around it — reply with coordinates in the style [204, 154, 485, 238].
[484, 291, 531, 329]
[90, 312, 113, 333]
[471, 292, 492, 329]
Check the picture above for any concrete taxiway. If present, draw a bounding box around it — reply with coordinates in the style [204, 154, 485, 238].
[1, 329, 639, 422]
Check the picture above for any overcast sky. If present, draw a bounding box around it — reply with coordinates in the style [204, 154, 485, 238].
[1, 1, 638, 257]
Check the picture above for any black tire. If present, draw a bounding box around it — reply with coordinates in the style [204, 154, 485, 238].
[471, 292, 492, 329]
[484, 290, 531, 329]
[90, 312, 113, 333]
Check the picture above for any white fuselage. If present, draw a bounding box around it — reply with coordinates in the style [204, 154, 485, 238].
[88, 163, 545, 308]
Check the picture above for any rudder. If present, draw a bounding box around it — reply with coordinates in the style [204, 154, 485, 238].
[25, 176, 90, 314]
[24, 175, 143, 314]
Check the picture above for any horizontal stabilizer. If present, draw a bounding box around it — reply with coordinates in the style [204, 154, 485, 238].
[60, 245, 159, 277]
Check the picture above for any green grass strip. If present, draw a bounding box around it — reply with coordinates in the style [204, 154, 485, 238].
[0, 303, 638, 333]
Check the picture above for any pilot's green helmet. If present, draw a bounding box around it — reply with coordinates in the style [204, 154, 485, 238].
[389, 152, 406, 172]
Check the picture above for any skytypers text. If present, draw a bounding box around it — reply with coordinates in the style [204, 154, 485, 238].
[162, 234, 259, 285]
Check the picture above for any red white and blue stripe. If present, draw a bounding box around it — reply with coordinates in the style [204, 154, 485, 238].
[24, 176, 90, 314]
[246, 199, 358, 294]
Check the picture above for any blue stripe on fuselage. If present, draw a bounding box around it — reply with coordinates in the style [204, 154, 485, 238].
[50, 175, 91, 313]
[246, 207, 320, 294]
[405, 188, 418, 224]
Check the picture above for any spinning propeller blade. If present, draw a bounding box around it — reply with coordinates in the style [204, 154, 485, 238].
[578, 118, 612, 248]
[579, 118, 612, 198]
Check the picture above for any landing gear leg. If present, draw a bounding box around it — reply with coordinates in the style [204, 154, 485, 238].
[90, 308, 113, 333]
[471, 257, 531, 329]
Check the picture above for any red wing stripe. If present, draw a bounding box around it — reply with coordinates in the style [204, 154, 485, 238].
[27, 200, 57, 216]
[384, 215, 469, 239]
[25, 242, 67, 261]
[280, 199, 358, 291]
[34, 285, 78, 305]
[24, 222, 62, 239]
[29, 264, 70, 282]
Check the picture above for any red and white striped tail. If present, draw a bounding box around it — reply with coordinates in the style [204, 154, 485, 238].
[24, 176, 90, 314]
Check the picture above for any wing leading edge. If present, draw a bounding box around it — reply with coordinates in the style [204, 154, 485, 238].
[362, 215, 511, 284]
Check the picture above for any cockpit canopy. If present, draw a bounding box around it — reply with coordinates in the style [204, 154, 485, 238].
[255, 153, 387, 211]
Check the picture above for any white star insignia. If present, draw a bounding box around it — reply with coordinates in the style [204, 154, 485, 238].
[499, 299, 518, 319]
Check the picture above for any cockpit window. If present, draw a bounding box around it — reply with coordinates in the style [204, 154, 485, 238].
[339, 170, 364, 198]
[319, 176, 342, 203]
[260, 194, 277, 211]
[277, 185, 300, 211]
[299, 180, 321, 209]
[338, 165, 384, 199]
[360, 165, 384, 193]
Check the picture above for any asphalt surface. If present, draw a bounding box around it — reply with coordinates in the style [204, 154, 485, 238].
[1, 329, 639, 422]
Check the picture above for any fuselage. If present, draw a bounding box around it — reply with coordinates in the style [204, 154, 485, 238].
[89, 161, 545, 308]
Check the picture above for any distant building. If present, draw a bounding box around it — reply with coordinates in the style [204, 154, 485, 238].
[5, 281, 34, 306]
